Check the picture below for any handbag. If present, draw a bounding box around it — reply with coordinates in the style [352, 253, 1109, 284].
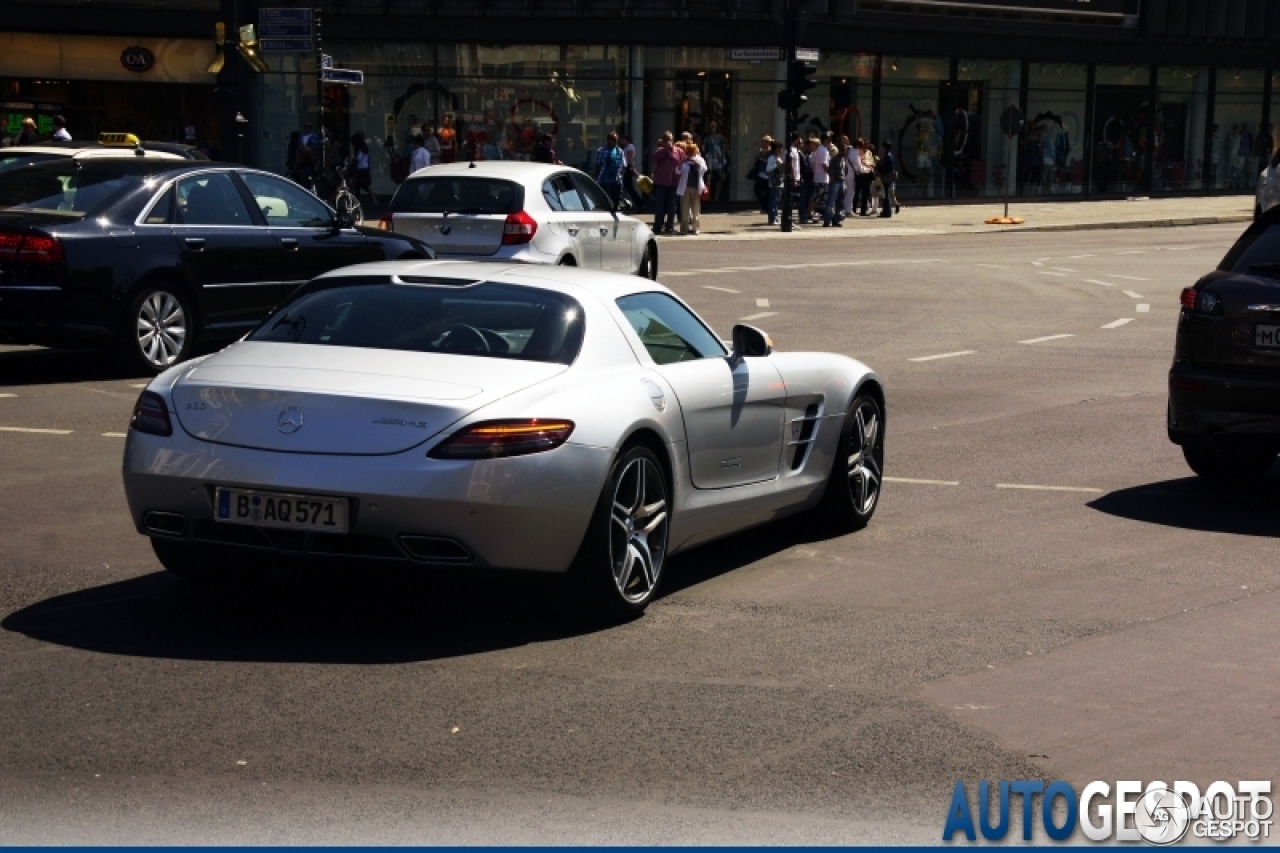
[700, 184, 710, 201]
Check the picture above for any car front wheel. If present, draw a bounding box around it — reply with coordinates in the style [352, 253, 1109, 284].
[122, 284, 195, 374]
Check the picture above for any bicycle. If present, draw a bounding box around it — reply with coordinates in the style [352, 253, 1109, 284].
[330, 160, 364, 226]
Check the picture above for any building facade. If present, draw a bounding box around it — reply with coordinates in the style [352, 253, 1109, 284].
[5, 0, 1280, 205]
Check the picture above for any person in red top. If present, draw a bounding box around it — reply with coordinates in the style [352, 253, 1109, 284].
[650, 132, 685, 235]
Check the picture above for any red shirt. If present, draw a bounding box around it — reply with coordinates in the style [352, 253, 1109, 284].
[652, 145, 685, 186]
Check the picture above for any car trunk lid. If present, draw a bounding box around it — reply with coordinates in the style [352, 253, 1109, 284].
[171, 341, 566, 454]
[389, 212, 507, 256]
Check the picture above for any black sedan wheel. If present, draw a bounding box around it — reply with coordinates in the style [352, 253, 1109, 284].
[1182, 442, 1276, 484]
[124, 284, 195, 374]
[814, 394, 884, 531]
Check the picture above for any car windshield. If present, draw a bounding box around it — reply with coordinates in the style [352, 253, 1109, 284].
[1220, 222, 1280, 275]
[249, 280, 585, 364]
[0, 161, 156, 219]
[0, 152, 66, 176]
[390, 177, 522, 214]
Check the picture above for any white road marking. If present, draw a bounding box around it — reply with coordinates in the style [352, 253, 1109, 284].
[740, 311, 778, 322]
[975, 264, 1009, 269]
[1084, 279, 1116, 287]
[908, 350, 975, 362]
[885, 476, 960, 486]
[665, 258, 943, 277]
[996, 483, 1103, 493]
[102, 432, 128, 438]
[1102, 318, 1134, 329]
[1037, 271, 1067, 277]
[1031, 261, 1044, 267]
[756, 298, 770, 308]
[0, 426, 72, 435]
[128, 383, 147, 389]
[702, 285, 742, 293]
[1122, 290, 1144, 299]
[1049, 267, 1078, 273]
[1117, 250, 1146, 255]
[1136, 304, 1150, 313]
[1164, 246, 1197, 251]
[0, 393, 16, 398]
[1019, 334, 1075, 344]
[1066, 254, 1096, 259]
[1107, 274, 1149, 281]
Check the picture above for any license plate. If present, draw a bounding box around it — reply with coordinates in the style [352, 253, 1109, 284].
[1256, 325, 1280, 348]
[214, 488, 349, 534]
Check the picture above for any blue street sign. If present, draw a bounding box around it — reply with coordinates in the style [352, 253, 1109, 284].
[260, 37, 315, 52]
[321, 67, 364, 85]
[258, 8, 313, 48]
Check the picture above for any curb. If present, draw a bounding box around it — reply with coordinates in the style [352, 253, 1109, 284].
[1004, 214, 1253, 234]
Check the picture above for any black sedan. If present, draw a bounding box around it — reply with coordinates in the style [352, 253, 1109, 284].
[1170, 208, 1280, 481]
[0, 159, 432, 373]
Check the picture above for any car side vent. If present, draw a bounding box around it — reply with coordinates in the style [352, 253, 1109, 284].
[395, 276, 485, 287]
[790, 402, 822, 470]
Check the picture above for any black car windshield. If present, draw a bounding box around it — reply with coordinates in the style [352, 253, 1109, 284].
[1220, 221, 1280, 274]
[249, 280, 585, 364]
[0, 160, 160, 219]
[390, 177, 522, 214]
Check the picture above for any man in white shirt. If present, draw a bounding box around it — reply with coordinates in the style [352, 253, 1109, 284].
[812, 131, 835, 226]
[52, 115, 71, 142]
[409, 134, 431, 173]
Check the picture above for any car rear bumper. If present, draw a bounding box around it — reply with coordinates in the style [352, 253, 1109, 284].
[122, 427, 613, 572]
[1167, 362, 1280, 445]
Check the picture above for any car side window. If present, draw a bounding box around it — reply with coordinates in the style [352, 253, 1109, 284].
[571, 173, 612, 212]
[175, 172, 254, 227]
[552, 174, 585, 211]
[240, 172, 332, 227]
[541, 180, 563, 211]
[144, 186, 175, 224]
[616, 292, 727, 365]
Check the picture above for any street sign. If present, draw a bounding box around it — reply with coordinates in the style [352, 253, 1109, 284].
[1000, 104, 1026, 138]
[321, 54, 333, 69]
[321, 67, 364, 85]
[794, 47, 820, 62]
[259, 7, 313, 51]
[729, 48, 781, 61]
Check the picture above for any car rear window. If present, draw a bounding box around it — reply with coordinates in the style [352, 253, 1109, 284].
[1220, 222, 1280, 275]
[0, 161, 155, 219]
[0, 152, 66, 176]
[389, 177, 523, 215]
[249, 280, 584, 364]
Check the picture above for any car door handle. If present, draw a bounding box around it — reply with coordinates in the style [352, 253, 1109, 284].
[184, 238, 205, 251]
[567, 226, 579, 236]
[599, 227, 609, 236]
[280, 238, 298, 250]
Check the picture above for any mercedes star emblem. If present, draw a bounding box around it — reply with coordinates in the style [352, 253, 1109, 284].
[440, 223, 452, 235]
[277, 406, 304, 434]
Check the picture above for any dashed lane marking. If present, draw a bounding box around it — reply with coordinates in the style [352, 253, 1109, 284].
[1117, 251, 1146, 255]
[975, 264, 1009, 269]
[1084, 279, 1116, 287]
[739, 311, 777, 322]
[702, 285, 742, 293]
[908, 351, 975, 362]
[885, 477, 960, 486]
[129, 383, 147, 389]
[1102, 318, 1134, 329]
[1037, 271, 1067, 277]
[1019, 334, 1075, 344]
[1031, 261, 1045, 267]
[1066, 254, 1096, 259]
[1049, 267, 1078, 273]
[102, 432, 127, 438]
[0, 426, 72, 435]
[996, 483, 1103, 493]
[1136, 304, 1150, 313]
[1107, 274, 1149, 281]
[756, 298, 770, 308]
[1123, 290, 1144, 299]
[0, 393, 15, 398]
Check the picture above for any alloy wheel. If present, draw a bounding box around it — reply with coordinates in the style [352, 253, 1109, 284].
[609, 456, 668, 604]
[847, 401, 882, 515]
[136, 291, 188, 369]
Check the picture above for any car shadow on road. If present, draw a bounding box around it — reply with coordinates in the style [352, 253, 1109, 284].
[0, 346, 142, 387]
[1088, 475, 1280, 538]
[1, 565, 614, 664]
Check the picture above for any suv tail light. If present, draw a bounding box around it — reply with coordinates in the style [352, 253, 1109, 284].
[378, 212, 393, 231]
[1180, 288, 1197, 310]
[501, 210, 538, 245]
[0, 231, 64, 264]
[1180, 287, 1221, 314]
[130, 391, 173, 436]
[428, 419, 574, 459]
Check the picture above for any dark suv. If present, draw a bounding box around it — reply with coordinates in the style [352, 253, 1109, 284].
[1169, 209, 1280, 481]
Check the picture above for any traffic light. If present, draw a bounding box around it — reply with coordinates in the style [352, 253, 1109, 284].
[787, 59, 819, 109]
[777, 90, 801, 112]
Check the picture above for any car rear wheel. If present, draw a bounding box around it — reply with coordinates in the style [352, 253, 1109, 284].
[152, 538, 270, 587]
[571, 445, 669, 621]
[1181, 441, 1276, 484]
[121, 284, 195, 375]
[812, 394, 883, 532]
[638, 241, 659, 279]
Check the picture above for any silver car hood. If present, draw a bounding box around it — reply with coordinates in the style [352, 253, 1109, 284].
[171, 341, 566, 454]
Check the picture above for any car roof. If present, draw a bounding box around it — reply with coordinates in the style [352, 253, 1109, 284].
[313, 259, 671, 303]
[406, 161, 576, 183]
[1, 142, 204, 160]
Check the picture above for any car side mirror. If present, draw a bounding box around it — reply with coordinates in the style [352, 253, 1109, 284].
[334, 209, 355, 230]
[731, 324, 772, 358]
[614, 196, 633, 215]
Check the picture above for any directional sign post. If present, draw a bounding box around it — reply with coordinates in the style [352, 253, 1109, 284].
[259, 7, 314, 51]
[321, 67, 364, 85]
[999, 104, 1025, 220]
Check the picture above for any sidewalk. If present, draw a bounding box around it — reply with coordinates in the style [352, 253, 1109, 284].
[665, 195, 1254, 242]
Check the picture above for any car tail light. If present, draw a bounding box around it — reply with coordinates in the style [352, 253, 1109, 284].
[502, 210, 538, 245]
[130, 391, 173, 436]
[378, 212, 393, 231]
[0, 231, 63, 264]
[1180, 287, 1221, 314]
[1180, 288, 1197, 310]
[428, 418, 574, 459]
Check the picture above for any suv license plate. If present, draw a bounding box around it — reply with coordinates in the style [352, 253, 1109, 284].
[215, 488, 349, 534]
[1255, 325, 1280, 348]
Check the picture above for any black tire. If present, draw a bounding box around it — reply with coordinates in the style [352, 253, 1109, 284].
[1181, 442, 1276, 484]
[570, 445, 670, 621]
[812, 394, 884, 532]
[558, 255, 577, 266]
[152, 538, 271, 587]
[638, 241, 659, 280]
[119, 283, 196, 375]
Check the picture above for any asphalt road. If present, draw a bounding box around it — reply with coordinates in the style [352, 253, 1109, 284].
[1, 223, 1276, 844]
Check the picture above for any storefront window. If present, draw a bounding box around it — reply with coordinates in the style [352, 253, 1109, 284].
[1027, 63, 1087, 197]
[958, 58, 1020, 198]
[880, 56, 951, 200]
[1094, 64, 1154, 194]
[1155, 66, 1208, 192]
[821, 53, 875, 147]
[1213, 68, 1265, 190]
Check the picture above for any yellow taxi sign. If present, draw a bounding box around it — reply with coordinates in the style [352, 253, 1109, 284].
[98, 132, 141, 147]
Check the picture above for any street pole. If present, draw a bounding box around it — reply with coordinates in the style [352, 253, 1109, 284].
[780, 0, 796, 233]
[1004, 133, 1012, 220]
[315, 7, 324, 183]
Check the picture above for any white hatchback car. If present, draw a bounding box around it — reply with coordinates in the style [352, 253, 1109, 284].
[378, 161, 658, 278]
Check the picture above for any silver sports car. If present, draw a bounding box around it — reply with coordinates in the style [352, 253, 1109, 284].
[123, 260, 884, 617]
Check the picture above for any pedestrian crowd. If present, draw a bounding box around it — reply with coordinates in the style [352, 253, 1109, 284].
[749, 130, 901, 227]
[285, 122, 381, 210]
[0, 115, 73, 147]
